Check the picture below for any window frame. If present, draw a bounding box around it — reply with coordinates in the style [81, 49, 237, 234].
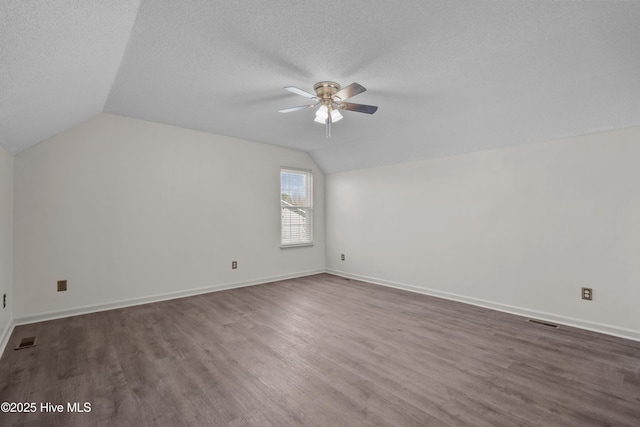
[280, 167, 313, 248]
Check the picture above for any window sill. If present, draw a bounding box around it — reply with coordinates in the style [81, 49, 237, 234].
[280, 242, 314, 249]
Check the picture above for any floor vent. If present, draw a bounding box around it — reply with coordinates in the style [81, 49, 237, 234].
[15, 336, 37, 350]
[528, 319, 559, 328]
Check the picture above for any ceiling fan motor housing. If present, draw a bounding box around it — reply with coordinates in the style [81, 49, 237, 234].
[314, 81, 341, 103]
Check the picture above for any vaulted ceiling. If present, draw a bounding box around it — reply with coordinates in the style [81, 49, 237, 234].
[2, 1, 639, 173]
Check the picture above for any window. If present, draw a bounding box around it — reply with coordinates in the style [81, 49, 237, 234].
[280, 167, 313, 247]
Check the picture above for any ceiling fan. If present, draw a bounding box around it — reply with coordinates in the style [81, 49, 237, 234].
[279, 81, 378, 137]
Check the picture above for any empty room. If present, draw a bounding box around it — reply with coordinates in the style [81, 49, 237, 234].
[1, 1, 639, 426]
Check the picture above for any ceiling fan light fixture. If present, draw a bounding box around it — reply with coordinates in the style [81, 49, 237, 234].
[331, 108, 343, 123]
[315, 104, 329, 121]
[314, 115, 327, 124]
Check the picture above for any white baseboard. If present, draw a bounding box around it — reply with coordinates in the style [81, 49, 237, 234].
[1, 269, 324, 357]
[0, 321, 15, 358]
[327, 269, 640, 343]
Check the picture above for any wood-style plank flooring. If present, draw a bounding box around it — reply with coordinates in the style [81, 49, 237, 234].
[1, 273, 639, 426]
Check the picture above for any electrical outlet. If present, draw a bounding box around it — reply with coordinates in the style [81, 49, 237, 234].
[341, 254, 345, 261]
[232, 261, 237, 269]
[57, 280, 67, 292]
[581, 287, 593, 301]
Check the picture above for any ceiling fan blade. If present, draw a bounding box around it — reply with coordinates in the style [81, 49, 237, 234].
[279, 104, 317, 113]
[334, 82, 366, 101]
[284, 86, 319, 100]
[339, 102, 378, 114]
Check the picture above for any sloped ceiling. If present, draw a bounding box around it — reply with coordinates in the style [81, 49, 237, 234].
[2, 1, 640, 173]
[0, 0, 141, 155]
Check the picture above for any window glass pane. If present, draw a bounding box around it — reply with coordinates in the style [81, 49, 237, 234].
[281, 172, 309, 206]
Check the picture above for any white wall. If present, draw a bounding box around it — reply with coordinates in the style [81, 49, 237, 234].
[326, 127, 640, 340]
[13, 114, 325, 320]
[0, 145, 12, 340]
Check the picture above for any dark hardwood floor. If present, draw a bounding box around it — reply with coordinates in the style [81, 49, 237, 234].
[1, 273, 639, 426]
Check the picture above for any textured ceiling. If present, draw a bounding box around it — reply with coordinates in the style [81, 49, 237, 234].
[0, 0, 141, 155]
[2, 1, 640, 173]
